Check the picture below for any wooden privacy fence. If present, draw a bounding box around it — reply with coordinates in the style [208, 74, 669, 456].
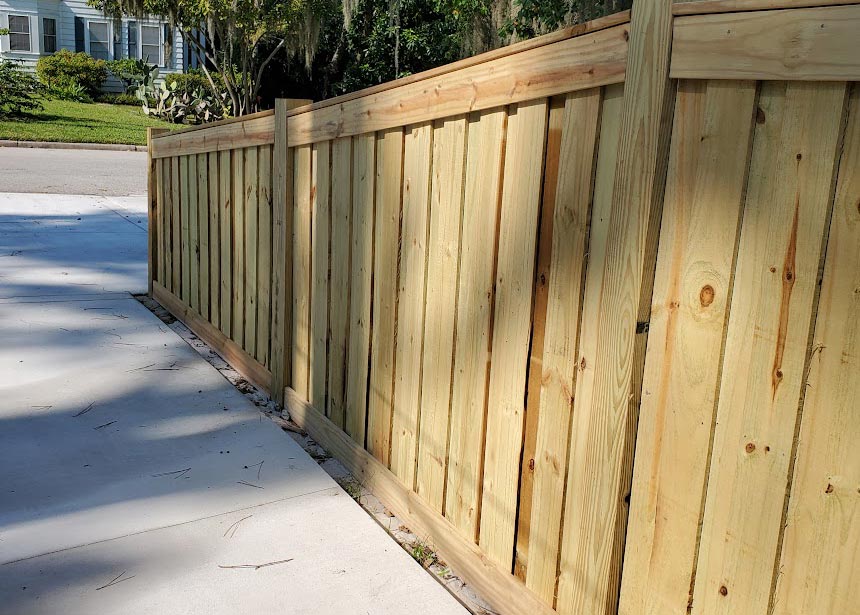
[147, 1, 860, 613]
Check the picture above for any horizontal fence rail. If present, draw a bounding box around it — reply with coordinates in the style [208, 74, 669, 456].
[148, 2, 860, 613]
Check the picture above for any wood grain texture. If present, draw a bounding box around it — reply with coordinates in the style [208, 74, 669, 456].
[197, 153, 210, 320]
[309, 141, 332, 410]
[218, 150, 232, 338]
[443, 109, 506, 541]
[270, 100, 294, 405]
[285, 387, 558, 615]
[556, 0, 675, 610]
[524, 88, 602, 603]
[367, 129, 404, 465]
[691, 80, 847, 615]
[188, 154, 200, 313]
[244, 146, 259, 358]
[416, 117, 467, 510]
[232, 149, 246, 347]
[292, 145, 313, 399]
[151, 112, 275, 159]
[156, 157, 168, 289]
[180, 155, 191, 304]
[286, 26, 627, 148]
[771, 85, 860, 615]
[618, 78, 758, 615]
[345, 134, 376, 446]
[390, 123, 432, 487]
[147, 128, 168, 294]
[671, 5, 860, 81]
[168, 156, 180, 294]
[257, 146, 273, 366]
[673, 0, 860, 15]
[479, 99, 548, 569]
[327, 138, 353, 429]
[208, 152, 220, 330]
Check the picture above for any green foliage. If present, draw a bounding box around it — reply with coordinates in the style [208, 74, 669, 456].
[500, 0, 631, 40]
[95, 92, 141, 105]
[107, 57, 154, 92]
[0, 60, 45, 118]
[162, 69, 221, 97]
[49, 81, 93, 103]
[143, 80, 229, 124]
[36, 50, 108, 97]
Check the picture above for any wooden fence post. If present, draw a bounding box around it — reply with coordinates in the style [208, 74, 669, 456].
[147, 127, 169, 296]
[270, 98, 313, 406]
[555, 2, 676, 614]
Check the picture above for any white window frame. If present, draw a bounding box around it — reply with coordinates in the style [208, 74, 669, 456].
[4, 13, 37, 55]
[41, 16, 58, 54]
[85, 18, 112, 61]
[137, 22, 164, 67]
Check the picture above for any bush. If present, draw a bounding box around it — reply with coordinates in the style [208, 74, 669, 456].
[143, 79, 229, 125]
[36, 50, 107, 97]
[0, 60, 45, 117]
[48, 81, 92, 103]
[163, 69, 222, 97]
[95, 92, 141, 106]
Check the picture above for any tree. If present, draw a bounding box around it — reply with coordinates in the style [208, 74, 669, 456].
[89, 0, 339, 115]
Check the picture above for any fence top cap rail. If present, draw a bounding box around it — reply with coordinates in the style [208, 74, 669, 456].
[150, 109, 275, 141]
[281, 9, 629, 118]
[672, 0, 859, 15]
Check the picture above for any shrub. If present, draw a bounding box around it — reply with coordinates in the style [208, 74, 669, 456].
[163, 68, 223, 97]
[95, 92, 141, 106]
[36, 50, 107, 96]
[143, 80, 229, 125]
[48, 81, 92, 103]
[0, 60, 45, 117]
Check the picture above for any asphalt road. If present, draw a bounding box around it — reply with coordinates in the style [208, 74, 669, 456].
[0, 147, 147, 196]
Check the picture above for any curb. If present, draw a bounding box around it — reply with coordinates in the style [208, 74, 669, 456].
[0, 140, 147, 152]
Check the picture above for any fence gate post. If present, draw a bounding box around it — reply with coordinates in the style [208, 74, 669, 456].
[270, 98, 312, 407]
[147, 127, 169, 296]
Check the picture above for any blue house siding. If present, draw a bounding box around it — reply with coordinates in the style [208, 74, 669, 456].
[0, 0, 184, 91]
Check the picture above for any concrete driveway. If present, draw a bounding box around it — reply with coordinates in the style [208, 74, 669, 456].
[0, 161, 466, 614]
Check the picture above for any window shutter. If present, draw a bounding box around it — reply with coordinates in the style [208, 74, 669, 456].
[113, 18, 122, 59]
[128, 21, 137, 58]
[74, 16, 85, 52]
[163, 24, 173, 68]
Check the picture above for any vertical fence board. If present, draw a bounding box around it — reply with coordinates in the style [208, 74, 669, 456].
[345, 133, 376, 445]
[479, 99, 548, 568]
[198, 153, 210, 319]
[692, 81, 847, 615]
[327, 137, 354, 429]
[390, 123, 432, 486]
[772, 85, 860, 615]
[245, 146, 259, 358]
[618, 79, 757, 615]
[367, 128, 404, 465]
[416, 117, 467, 510]
[524, 89, 602, 603]
[208, 152, 220, 330]
[292, 145, 313, 399]
[219, 150, 232, 337]
[232, 149, 246, 347]
[157, 158, 168, 288]
[444, 108, 506, 541]
[189, 154, 200, 313]
[181, 155, 191, 303]
[171, 156, 181, 293]
[556, 0, 675, 609]
[310, 141, 332, 410]
[257, 145, 273, 367]
[556, 82, 623, 612]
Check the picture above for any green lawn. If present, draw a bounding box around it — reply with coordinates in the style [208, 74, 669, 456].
[0, 99, 174, 146]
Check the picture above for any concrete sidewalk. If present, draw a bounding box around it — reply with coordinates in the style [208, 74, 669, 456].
[0, 192, 467, 615]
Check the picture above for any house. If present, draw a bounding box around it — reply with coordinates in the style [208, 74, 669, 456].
[0, 0, 193, 90]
